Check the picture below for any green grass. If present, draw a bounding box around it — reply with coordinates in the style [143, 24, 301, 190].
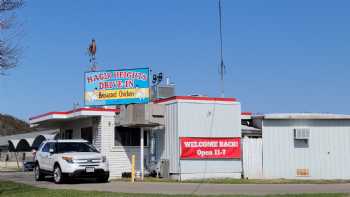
[0, 180, 347, 197]
[113, 177, 350, 185]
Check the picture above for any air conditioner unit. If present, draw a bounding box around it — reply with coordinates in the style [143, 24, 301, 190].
[116, 104, 165, 127]
[151, 85, 175, 100]
[159, 159, 170, 178]
[294, 128, 310, 139]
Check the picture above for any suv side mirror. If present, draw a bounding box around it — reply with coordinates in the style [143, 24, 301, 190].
[49, 148, 54, 154]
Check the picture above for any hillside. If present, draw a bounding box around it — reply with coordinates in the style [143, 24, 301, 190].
[0, 113, 33, 136]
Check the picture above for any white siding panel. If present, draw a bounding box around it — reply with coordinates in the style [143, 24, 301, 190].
[263, 119, 350, 179]
[100, 116, 115, 155]
[100, 115, 151, 178]
[161, 99, 241, 180]
[108, 146, 150, 177]
[242, 137, 263, 179]
[177, 101, 242, 180]
[180, 171, 241, 180]
[180, 160, 241, 180]
[94, 117, 102, 151]
[178, 102, 241, 137]
[162, 102, 180, 174]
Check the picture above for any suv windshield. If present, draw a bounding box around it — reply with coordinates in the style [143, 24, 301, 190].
[56, 142, 98, 153]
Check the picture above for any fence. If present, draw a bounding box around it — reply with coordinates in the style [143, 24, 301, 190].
[242, 137, 263, 179]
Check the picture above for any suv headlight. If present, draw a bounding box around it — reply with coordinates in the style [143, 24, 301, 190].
[62, 156, 73, 163]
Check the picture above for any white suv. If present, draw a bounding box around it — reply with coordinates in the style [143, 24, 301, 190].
[34, 139, 109, 184]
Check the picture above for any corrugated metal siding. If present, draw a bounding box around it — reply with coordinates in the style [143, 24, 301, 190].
[179, 160, 242, 180]
[161, 100, 241, 180]
[263, 119, 350, 179]
[177, 102, 241, 137]
[162, 102, 180, 174]
[242, 137, 263, 179]
[177, 102, 241, 179]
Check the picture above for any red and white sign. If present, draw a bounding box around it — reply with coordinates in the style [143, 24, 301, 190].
[180, 137, 241, 159]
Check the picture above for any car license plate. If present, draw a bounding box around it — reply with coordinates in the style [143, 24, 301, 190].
[85, 167, 95, 173]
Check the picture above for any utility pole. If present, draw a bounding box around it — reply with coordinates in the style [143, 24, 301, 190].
[218, 0, 226, 98]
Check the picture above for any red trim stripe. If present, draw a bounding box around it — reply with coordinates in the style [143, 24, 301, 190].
[29, 108, 120, 121]
[153, 96, 238, 104]
[241, 112, 253, 115]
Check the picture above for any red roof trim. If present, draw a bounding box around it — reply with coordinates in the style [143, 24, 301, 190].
[153, 96, 238, 104]
[241, 112, 253, 115]
[29, 108, 120, 121]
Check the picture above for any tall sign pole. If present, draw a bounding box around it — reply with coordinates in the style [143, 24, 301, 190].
[218, 0, 226, 98]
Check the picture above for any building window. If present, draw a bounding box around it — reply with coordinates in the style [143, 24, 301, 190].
[64, 129, 73, 139]
[81, 127, 93, 144]
[114, 126, 147, 146]
[293, 128, 310, 148]
[294, 139, 309, 148]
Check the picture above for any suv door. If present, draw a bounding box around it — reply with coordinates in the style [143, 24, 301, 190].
[47, 142, 56, 172]
[38, 143, 50, 170]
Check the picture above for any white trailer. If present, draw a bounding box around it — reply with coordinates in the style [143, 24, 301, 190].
[255, 113, 350, 179]
[155, 96, 242, 180]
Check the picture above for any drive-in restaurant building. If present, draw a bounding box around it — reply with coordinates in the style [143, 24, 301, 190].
[29, 68, 242, 180]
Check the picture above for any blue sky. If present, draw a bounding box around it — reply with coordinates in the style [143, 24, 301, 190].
[1, 0, 350, 121]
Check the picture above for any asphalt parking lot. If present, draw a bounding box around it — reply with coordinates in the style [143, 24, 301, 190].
[1, 171, 350, 195]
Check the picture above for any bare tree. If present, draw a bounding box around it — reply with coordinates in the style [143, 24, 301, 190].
[0, 0, 23, 75]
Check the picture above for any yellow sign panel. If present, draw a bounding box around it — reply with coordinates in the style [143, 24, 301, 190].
[85, 88, 149, 101]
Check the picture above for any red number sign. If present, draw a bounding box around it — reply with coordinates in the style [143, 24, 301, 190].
[180, 137, 241, 159]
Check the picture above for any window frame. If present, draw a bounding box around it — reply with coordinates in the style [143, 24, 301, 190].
[64, 129, 73, 139]
[81, 127, 93, 144]
[41, 143, 50, 153]
[114, 126, 148, 147]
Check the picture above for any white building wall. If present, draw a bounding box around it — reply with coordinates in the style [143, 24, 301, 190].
[94, 117, 102, 151]
[263, 119, 350, 179]
[59, 117, 99, 148]
[108, 146, 149, 178]
[100, 115, 150, 178]
[162, 102, 179, 174]
[242, 137, 263, 179]
[99, 116, 115, 156]
[162, 100, 242, 180]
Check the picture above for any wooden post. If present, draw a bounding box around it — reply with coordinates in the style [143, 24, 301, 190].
[131, 154, 135, 182]
[140, 128, 144, 181]
[15, 152, 19, 169]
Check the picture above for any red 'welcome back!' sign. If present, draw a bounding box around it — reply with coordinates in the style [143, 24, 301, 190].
[180, 137, 241, 159]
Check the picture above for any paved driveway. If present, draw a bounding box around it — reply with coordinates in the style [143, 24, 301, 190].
[1, 172, 350, 195]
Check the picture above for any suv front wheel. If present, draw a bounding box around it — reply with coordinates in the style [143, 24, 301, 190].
[53, 165, 65, 184]
[34, 164, 44, 181]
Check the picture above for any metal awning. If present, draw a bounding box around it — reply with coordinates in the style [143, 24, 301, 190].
[29, 107, 120, 126]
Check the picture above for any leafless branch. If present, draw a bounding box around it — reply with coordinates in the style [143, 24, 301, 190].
[0, 0, 23, 12]
[0, 0, 23, 74]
